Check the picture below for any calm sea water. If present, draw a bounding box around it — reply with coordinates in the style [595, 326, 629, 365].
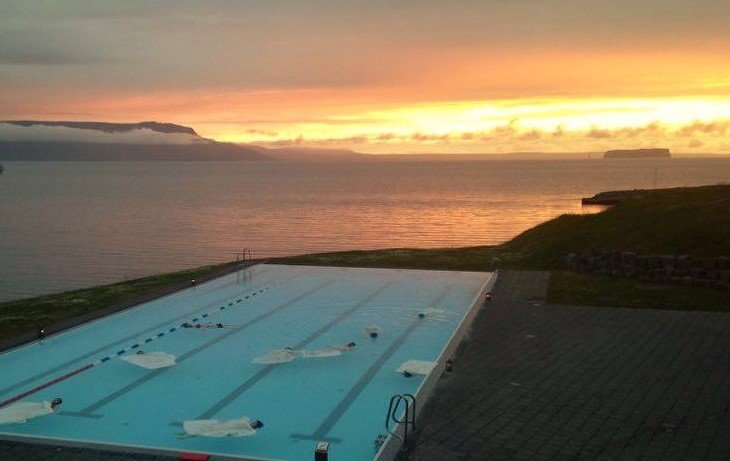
[1, 158, 728, 301]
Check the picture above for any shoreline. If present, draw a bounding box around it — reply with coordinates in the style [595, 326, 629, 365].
[1, 184, 728, 346]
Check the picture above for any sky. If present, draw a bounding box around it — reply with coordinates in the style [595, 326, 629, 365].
[1, 0, 729, 154]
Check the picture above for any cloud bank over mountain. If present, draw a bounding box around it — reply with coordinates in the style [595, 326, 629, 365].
[0, 121, 203, 144]
[0, 121, 272, 161]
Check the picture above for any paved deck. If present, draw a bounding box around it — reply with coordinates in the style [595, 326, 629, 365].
[408, 271, 730, 461]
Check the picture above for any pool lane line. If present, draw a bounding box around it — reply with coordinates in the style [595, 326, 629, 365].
[0, 270, 269, 396]
[69, 278, 338, 418]
[0, 364, 95, 410]
[0, 284, 268, 412]
[0, 280, 282, 412]
[290, 284, 455, 443]
[0, 283, 267, 405]
[194, 281, 396, 420]
[0, 266, 313, 399]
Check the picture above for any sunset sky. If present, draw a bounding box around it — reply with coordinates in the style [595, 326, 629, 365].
[1, 0, 729, 154]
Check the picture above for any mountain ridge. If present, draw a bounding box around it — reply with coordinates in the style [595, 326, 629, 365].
[2, 120, 198, 137]
[0, 120, 271, 161]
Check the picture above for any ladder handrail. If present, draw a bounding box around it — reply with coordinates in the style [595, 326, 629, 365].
[234, 248, 253, 266]
[385, 393, 417, 447]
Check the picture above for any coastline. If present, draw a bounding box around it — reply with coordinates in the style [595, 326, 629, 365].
[1, 184, 729, 347]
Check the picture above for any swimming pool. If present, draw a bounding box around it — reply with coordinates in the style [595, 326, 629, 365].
[0, 264, 496, 460]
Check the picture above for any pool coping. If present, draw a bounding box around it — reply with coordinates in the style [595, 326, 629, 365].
[0, 432, 288, 461]
[373, 271, 498, 461]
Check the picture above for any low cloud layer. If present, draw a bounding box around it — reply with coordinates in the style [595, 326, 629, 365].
[251, 119, 730, 154]
[0, 123, 202, 144]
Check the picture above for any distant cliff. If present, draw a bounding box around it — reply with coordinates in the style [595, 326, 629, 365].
[0, 120, 271, 161]
[604, 148, 670, 159]
[0, 120, 378, 162]
[4, 120, 198, 136]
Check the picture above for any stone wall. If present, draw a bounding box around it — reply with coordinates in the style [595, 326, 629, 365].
[565, 250, 730, 291]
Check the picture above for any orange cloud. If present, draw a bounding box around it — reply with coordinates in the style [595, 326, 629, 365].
[248, 119, 730, 154]
[676, 120, 730, 137]
[587, 128, 612, 139]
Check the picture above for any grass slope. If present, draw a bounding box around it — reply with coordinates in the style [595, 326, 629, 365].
[549, 270, 730, 312]
[504, 185, 730, 267]
[0, 263, 232, 341]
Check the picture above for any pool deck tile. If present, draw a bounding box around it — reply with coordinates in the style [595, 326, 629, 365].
[407, 271, 730, 461]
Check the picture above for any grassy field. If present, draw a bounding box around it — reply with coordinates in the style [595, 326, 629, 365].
[503, 184, 730, 267]
[1, 184, 728, 342]
[548, 270, 730, 312]
[0, 262, 233, 342]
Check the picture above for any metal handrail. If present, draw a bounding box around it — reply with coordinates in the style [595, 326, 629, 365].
[386, 393, 417, 447]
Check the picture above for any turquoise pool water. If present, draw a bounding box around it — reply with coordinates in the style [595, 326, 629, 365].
[0, 264, 495, 460]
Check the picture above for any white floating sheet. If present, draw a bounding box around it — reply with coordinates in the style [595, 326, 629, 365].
[396, 360, 438, 376]
[300, 347, 342, 358]
[183, 417, 257, 437]
[252, 348, 298, 364]
[254, 344, 355, 363]
[0, 401, 54, 425]
[121, 351, 176, 369]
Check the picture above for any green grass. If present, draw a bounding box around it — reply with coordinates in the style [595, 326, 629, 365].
[503, 184, 730, 267]
[269, 246, 514, 271]
[0, 262, 232, 341]
[548, 270, 730, 312]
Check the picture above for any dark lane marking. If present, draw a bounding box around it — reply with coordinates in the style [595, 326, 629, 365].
[291, 284, 455, 443]
[58, 410, 103, 419]
[0, 363, 95, 409]
[0, 284, 267, 397]
[0, 285, 264, 408]
[0, 266, 310, 398]
[195, 282, 395, 420]
[71, 278, 336, 417]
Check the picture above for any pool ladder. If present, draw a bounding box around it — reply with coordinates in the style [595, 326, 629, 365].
[235, 247, 253, 268]
[385, 393, 417, 448]
[234, 248, 253, 286]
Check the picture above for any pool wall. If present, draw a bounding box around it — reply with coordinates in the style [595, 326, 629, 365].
[0, 432, 288, 461]
[374, 272, 497, 461]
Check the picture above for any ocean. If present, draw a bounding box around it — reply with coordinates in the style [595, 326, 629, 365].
[1, 158, 728, 301]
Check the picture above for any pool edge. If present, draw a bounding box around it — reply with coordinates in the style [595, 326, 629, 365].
[0, 431, 288, 461]
[374, 271, 499, 461]
[0, 260, 262, 354]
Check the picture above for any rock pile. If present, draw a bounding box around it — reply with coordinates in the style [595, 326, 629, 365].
[566, 250, 730, 291]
